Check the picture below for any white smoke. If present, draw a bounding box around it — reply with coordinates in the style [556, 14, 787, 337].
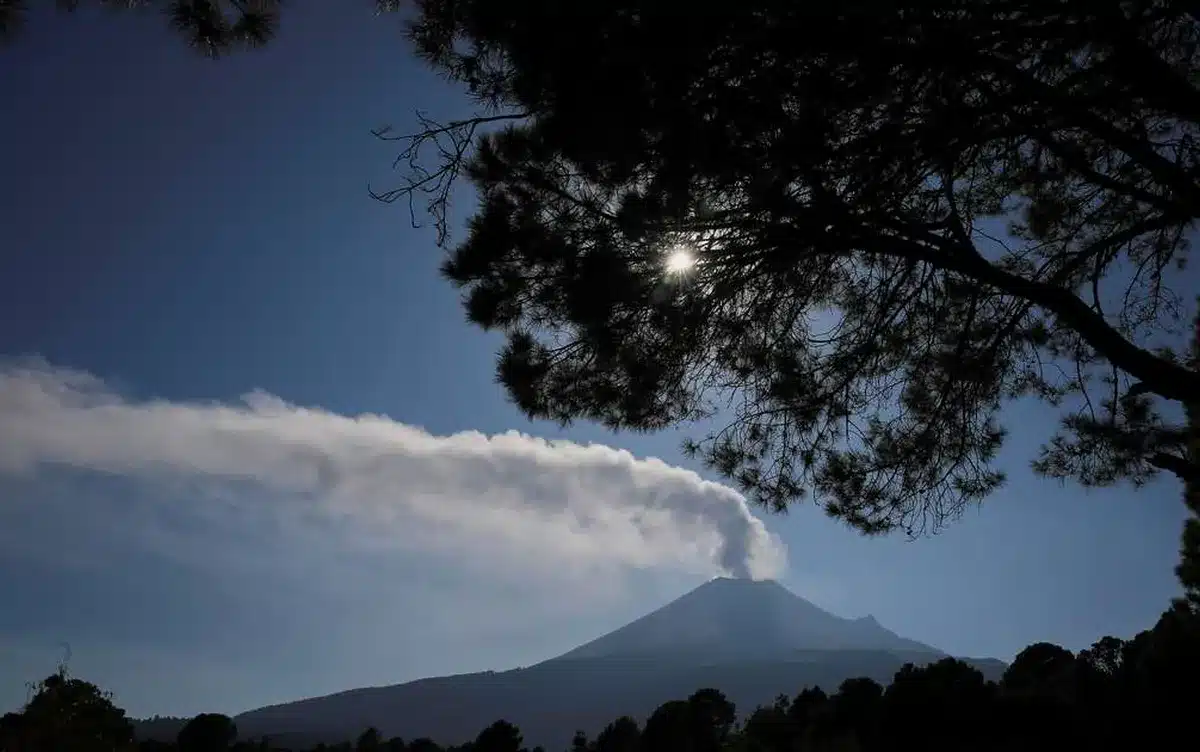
[0, 360, 786, 580]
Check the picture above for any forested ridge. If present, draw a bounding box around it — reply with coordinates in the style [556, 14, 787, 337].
[3, 598, 1197, 752]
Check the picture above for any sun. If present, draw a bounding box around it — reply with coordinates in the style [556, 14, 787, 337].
[664, 247, 696, 274]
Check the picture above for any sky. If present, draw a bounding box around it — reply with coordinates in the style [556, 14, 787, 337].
[0, 1, 1192, 720]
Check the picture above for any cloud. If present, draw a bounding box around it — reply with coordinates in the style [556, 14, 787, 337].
[0, 359, 786, 581]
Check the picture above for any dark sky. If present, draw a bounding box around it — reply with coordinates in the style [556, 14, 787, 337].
[0, 1, 1190, 719]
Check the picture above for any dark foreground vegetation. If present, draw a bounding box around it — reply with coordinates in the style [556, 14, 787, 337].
[3, 599, 1198, 752]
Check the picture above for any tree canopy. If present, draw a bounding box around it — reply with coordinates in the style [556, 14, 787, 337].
[7, 0, 1199, 540]
[178, 713, 237, 752]
[0, 1, 398, 56]
[3, 669, 135, 752]
[381, 0, 1200, 534]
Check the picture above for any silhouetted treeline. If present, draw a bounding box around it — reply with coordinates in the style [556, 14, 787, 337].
[4, 601, 1197, 752]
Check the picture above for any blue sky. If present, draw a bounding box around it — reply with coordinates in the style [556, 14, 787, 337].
[0, 2, 1190, 720]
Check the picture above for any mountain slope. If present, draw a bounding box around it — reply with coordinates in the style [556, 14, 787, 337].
[232, 653, 1004, 750]
[552, 577, 941, 662]
[141, 578, 1004, 749]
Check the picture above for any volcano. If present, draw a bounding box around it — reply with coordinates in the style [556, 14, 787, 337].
[141, 578, 1004, 749]
[555, 577, 942, 662]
